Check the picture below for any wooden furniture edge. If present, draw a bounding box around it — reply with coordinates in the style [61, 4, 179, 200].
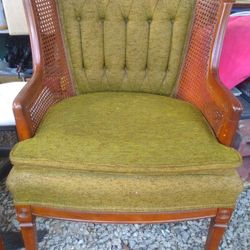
[0, 235, 4, 250]
[14, 0, 75, 141]
[19, 205, 219, 223]
[175, 0, 242, 146]
[13, 0, 43, 141]
[15, 205, 233, 250]
[208, 0, 242, 146]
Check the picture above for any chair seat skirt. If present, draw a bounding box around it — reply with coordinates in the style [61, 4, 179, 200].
[8, 92, 243, 212]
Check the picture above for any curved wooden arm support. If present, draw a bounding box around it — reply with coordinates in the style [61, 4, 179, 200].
[205, 74, 242, 146]
[13, 0, 75, 141]
[13, 0, 44, 141]
[13, 71, 43, 141]
[206, 0, 242, 146]
[177, 0, 241, 146]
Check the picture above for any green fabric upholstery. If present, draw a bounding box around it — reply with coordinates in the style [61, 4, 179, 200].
[58, 0, 194, 95]
[10, 93, 241, 174]
[8, 168, 242, 212]
[8, 92, 243, 211]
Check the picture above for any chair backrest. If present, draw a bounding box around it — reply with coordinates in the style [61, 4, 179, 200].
[58, 0, 195, 95]
[22, 0, 236, 144]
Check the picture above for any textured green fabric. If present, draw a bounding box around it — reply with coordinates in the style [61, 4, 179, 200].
[11, 92, 242, 174]
[9, 92, 243, 212]
[7, 168, 242, 212]
[58, 0, 195, 95]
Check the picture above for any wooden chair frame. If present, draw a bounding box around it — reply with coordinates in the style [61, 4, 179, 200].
[11, 0, 242, 249]
[0, 235, 4, 250]
[16, 206, 233, 250]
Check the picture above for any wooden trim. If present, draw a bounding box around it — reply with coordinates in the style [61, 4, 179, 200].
[176, 0, 242, 146]
[205, 208, 233, 250]
[15, 205, 234, 250]
[208, 0, 242, 146]
[30, 206, 218, 224]
[0, 235, 4, 250]
[16, 206, 37, 250]
[13, 0, 43, 141]
[14, 0, 75, 141]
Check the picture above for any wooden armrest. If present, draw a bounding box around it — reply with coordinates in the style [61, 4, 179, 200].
[205, 72, 242, 146]
[13, 65, 74, 141]
[177, 72, 242, 146]
[13, 70, 51, 141]
[204, 0, 242, 146]
[14, 0, 76, 141]
[176, 0, 241, 146]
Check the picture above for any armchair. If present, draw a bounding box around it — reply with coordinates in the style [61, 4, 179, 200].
[7, 0, 243, 249]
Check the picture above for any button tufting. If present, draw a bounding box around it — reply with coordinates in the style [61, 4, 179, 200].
[100, 16, 105, 22]
[147, 17, 152, 23]
[124, 17, 129, 23]
[170, 17, 175, 24]
[76, 16, 82, 22]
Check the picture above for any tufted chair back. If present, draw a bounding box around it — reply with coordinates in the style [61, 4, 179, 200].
[17, 0, 241, 145]
[58, 0, 195, 95]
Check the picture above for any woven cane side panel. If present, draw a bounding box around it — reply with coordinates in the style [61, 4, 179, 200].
[29, 87, 58, 131]
[177, 0, 222, 133]
[28, 0, 75, 132]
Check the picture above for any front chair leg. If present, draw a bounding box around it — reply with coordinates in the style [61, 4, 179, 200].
[0, 234, 4, 250]
[205, 208, 233, 250]
[16, 205, 38, 250]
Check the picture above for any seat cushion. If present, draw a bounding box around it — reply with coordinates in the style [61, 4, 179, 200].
[9, 92, 243, 212]
[11, 92, 241, 174]
[8, 168, 242, 212]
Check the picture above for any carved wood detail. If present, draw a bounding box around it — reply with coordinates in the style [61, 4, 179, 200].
[16, 206, 38, 250]
[205, 208, 233, 250]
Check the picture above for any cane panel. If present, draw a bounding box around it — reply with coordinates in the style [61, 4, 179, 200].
[24, 0, 75, 134]
[176, 0, 240, 145]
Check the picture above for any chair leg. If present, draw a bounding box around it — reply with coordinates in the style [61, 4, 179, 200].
[205, 208, 233, 250]
[0, 234, 4, 250]
[16, 205, 38, 250]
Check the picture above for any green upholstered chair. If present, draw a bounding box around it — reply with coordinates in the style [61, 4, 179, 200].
[8, 0, 242, 249]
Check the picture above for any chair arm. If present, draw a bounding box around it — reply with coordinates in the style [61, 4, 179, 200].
[204, 0, 242, 146]
[13, 70, 62, 141]
[204, 72, 242, 146]
[176, 0, 241, 146]
[14, 0, 76, 141]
